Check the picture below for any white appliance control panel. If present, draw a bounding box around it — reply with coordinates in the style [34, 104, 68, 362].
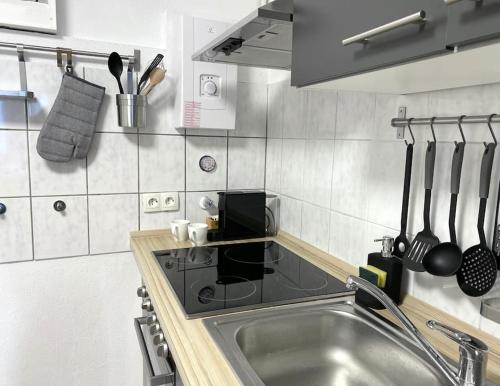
[167, 14, 237, 130]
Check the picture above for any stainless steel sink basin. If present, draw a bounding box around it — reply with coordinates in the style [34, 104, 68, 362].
[204, 298, 455, 386]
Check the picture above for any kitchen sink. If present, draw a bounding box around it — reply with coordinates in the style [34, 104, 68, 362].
[204, 298, 455, 386]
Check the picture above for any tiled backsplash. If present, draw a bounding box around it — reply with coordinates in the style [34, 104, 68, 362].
[0, 59, 267, 263]
[266, 74, 500, 337]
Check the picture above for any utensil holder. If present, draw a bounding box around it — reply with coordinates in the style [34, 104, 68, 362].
[116, 94, 147, 128]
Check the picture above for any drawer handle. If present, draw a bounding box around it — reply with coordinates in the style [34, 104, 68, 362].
[342, 10, 427, 46]
[444, 0, 481, 4]
[0, 203, 6, 215]
[134, 317, 175, 385]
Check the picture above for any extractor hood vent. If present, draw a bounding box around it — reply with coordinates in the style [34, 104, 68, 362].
[192, 0, 293, 70]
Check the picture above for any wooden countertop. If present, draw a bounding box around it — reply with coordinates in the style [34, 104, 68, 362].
[131, 230, 500, 386]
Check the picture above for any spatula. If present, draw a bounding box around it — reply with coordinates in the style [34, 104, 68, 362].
[404, 141, 440, 272]
[457, 143, 497, 297]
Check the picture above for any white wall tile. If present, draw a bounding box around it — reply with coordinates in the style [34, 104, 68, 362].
[366, 140, 423, 236]
[335, 90, 376, 140]
[228, 137, 265, 190]
[265, 138, 282, 193]
[88, 133, 138, 194]
[89, 194, 138, 254]
[411, 272, 482, 327]
[301, 202, 330, 251]
[280, 195, 302, 238]
[231, 82, 267, 138]
[139, 192, 185, 231]
[83, 66, 135, 134]
[374, 93, 429, 142]
[185, 191, 219, 224]
[0, 130, 29, 197]
[427, 83, 500, 143]
[26, 63, 67, 131]
[302, 140, 334, 208]
[267, 82, 284, 139]
[0, 60, 27, 130]
[331, 140, 371, 219]
[186, 136, 227, 191]
[306, 90, 337, 140]
[139, 135, 185, 193]
[283, 85, 307, 139]
[32, 196, 88, 259]
[329, 211, 368, 268]
[0, 197, 32, 263]
[28, 131, 87, 196]
[143, 76, 181, 135]
[280, 139, 305, 199]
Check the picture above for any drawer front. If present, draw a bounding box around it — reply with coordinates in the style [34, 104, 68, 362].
[292, 0, 448, 87]
[446, 0, 500, 46]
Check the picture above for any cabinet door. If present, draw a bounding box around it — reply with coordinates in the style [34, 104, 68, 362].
[446, 0, 500, 47]
[292, 0, 448, 87]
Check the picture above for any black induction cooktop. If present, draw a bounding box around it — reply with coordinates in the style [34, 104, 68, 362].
[153, 241, 351, 319]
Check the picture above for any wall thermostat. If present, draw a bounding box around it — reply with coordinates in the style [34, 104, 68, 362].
[200, 74, 221, 97]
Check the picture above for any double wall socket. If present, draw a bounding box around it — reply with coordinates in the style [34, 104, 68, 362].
[143, 192, 179, 213]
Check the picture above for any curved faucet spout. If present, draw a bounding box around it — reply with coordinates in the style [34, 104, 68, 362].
[346, 276, 487, 386]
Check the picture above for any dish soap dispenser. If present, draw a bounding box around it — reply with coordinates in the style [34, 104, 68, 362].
[355, 236, 403, 310]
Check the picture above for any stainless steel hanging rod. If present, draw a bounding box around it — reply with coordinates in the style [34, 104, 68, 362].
[391, 114, 500, 127]
[0, 41, 140, 70]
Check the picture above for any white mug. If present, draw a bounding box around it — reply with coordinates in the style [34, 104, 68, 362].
[188, 223, 208, 246]
[171, 220, 190, 242]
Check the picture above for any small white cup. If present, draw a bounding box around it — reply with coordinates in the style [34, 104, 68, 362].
[188, 223, 209, 246]
[171, 220, 190, 242]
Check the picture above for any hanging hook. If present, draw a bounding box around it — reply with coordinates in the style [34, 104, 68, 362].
[485, 114, 498, 148]
[455, 115, 466, 147]
[428, 117, 437, 144]
[404, 118, 416, 147]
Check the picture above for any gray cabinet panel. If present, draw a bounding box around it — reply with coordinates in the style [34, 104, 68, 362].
[446, 0, 500, 47]
[292, 0, 448, 87]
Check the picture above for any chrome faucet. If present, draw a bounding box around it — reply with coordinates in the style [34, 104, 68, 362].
[346, 276, 489, 386]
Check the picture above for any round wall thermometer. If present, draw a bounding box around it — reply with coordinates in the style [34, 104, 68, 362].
[199, 155, 217, 172]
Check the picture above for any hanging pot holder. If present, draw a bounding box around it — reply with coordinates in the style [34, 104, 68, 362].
[36, 71, 105, 162]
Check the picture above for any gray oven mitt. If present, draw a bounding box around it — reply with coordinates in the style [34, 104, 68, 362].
[37, 72, 105, 162]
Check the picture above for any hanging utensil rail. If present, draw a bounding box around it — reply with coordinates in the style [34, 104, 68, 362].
[0, 41, 141, 71]
[392, 114, 500, 127]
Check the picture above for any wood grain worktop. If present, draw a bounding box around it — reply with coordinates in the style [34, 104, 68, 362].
[130, 230, 500, 386]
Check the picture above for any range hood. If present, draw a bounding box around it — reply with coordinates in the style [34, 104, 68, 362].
[192, 0, 293, 70]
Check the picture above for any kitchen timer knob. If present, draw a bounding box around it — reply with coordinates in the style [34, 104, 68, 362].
[157, 343, 169, 358]
[153, 332, 165, 345]
[136, 286, 148, 298]
[146, 313, 157, 325]
[53, 200, 66, 212]
[0, 203, 6, 215]
[150, 322, 161, 335]
[141, 299, 154, 312]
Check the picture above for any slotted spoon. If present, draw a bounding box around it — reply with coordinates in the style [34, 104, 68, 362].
[404, 141, 439, 272]
[457, 143, 498, 297]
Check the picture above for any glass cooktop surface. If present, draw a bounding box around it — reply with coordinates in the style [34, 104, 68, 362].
[153, 241, 350, 318]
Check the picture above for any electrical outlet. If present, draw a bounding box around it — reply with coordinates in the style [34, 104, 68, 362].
[143, 193, 162, 213]
[161, 192, 179, 212]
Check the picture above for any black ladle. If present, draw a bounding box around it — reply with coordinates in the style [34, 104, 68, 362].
[423, 139, 465, 276]
[108, 52, 124, 94]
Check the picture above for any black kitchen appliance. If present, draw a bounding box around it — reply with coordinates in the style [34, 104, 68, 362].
[153, 241, 351, 319]
[210, 191, 266, 241]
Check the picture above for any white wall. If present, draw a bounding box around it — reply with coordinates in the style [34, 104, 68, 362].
[0, 1, 267, 386]
[266, 71, 500, 339]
